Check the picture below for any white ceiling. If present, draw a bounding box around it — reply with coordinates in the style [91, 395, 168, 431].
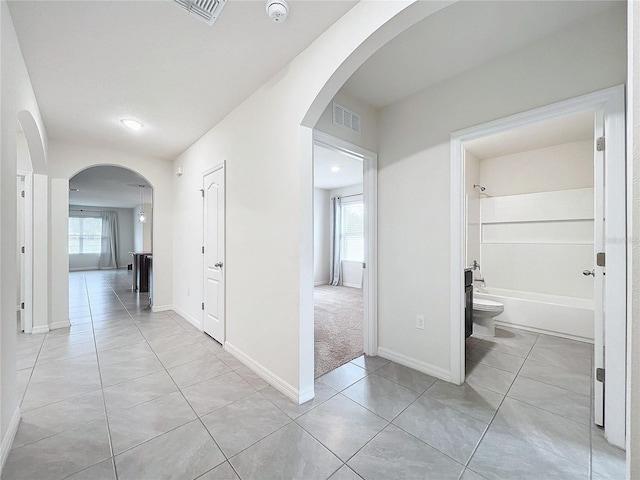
[69, 166, 151, 209]
[342, 1, 622, 109]
[7, 0, 357, 160]
[465, 111, 594, 160]
[313, 144, 362, 190]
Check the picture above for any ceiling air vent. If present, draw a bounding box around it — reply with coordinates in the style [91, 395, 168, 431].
[332, 102, 361, 134]
[173, 0, 227, 26]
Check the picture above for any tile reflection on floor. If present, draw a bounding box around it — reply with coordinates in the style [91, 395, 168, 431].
[3, 270, 626, 480]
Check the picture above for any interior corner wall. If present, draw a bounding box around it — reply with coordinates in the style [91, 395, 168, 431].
[376, 6, 626, 376]
[314, 90, 378, 152]
[627, 0, 639, 475]
[0, 0, 49, 462]
[313, 188, 330, 286]
[46, 140, 174, 323]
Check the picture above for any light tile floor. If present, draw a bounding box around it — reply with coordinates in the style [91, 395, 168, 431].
[2, 270, 626, 480]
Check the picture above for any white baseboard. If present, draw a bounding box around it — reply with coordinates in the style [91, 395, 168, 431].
[49, 321, 70, 331]
[494, 320, 594, 344]
[1, 407, 21, 472]
[377, 347, 452, 383]
[171, 305, 203, 332]
[342, 283, 362, 289]
[314, 281, 329, 286]
[225, 342, 309, 405]
[151, 304, 173, 313]
[31, 325, 50, 334]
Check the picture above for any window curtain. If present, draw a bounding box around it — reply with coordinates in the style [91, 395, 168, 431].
[99, 211, 119, 269]
[330, 197, 342, 286]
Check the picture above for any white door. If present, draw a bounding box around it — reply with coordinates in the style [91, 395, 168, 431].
[592, 111, 605, 426]
[592, 106, 627, 446]
[203, 166, 225, 343]
[17, 176, 25, 332]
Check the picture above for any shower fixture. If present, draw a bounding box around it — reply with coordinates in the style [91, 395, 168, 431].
[473, 184, 486, 192]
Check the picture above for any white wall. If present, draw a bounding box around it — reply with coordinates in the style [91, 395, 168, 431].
[170, 0, 440, 403]
[627, 1, 639, 475]
[465, 151, 480, 267]
[0, 0, 48, 466]
[315, 90, 378, 153]
[479, 140, 593, 196]
[376, 6, 626, 377]
[68, 206, 135, 271]
[313, 188, 330, 285]
[46, 141, 174, 327]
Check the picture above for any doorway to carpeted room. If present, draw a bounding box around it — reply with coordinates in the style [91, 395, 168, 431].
[314, 285, 363, 377]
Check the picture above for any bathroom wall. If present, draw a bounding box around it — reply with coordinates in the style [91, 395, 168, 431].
[478, 140, 594, 300]
[465, 151, 481, 268]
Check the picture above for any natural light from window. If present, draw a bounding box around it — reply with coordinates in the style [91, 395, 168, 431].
[342, 201, 364, 262]
[68, 216, 102, 254]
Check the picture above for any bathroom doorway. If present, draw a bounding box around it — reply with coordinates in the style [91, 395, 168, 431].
[312, 131, 378, 378]
[451, 86, 626, 448]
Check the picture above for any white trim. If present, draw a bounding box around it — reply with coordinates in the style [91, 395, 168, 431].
[151, 304, 174, 313]
[342, 282, 362, 289]
[48, 321, 71, 331]
[450, 85, 627, 447]
[171, 305, 204, 331]
[30, 325, 50, 334]
[493, 320, 595, 344]
[17, 171, 33, 334]
[314, 281, 329, 287]
[377, 347, 451, 382]
[225, 341, 310, 404]
[313, 130, 378, 356]
[0, 407, 21, 471]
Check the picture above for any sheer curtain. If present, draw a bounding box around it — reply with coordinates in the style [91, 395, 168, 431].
[330, 197, 341, 286]
[99, 211, 119, 269]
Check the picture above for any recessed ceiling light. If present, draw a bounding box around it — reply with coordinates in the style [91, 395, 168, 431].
[331, 166, 340, 173]
[121, 119, 143, 131]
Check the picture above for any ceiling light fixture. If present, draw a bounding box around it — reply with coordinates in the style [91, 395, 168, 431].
[331, 166, 341, 173]
[138, 185, 147, 223]
[121, 119, 143, 131]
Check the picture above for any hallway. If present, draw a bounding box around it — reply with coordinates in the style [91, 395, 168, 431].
[2, 270, 626, 480]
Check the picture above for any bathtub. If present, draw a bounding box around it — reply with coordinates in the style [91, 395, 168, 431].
[473, 287, 594, 343]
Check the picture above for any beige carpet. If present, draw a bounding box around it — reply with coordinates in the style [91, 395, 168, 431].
[314, 285, 363, 378]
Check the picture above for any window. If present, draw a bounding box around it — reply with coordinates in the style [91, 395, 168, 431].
[68, 216, 102, 254]
[342, 201, 364, 262]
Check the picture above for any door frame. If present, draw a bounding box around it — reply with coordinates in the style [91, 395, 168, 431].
[449, 85, 626, 447]
[312, 131, 378, 355]
[17, 170, 33, 334]
[202, 162, 226, 342]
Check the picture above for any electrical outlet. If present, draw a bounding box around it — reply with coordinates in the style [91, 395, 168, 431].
[416, 315, 425, 330]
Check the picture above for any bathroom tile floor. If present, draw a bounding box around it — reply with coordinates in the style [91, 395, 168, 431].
[2, 270, 626, 480]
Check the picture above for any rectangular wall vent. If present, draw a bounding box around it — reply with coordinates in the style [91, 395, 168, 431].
[333, 102, 361, 134]
[173, 0, 227, 26]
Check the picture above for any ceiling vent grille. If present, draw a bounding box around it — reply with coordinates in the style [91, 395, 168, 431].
[173, 0, 227, 26]
[333, 102, 361, 134]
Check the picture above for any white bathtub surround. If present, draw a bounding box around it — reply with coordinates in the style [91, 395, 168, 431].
[474, 287, 594, 342]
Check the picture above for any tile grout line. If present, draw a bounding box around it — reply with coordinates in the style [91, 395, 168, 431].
[83, 274, 120, 480]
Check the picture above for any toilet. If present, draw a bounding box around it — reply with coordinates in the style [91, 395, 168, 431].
[472, 298, 504, 336]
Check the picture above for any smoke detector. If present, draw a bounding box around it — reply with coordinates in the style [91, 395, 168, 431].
[173, 0, 227, 26]
[266, 0, 289, 22]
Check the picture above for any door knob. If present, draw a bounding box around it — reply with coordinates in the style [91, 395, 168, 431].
[583, 269, 595, 276]
[214, 262, 223, 268]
